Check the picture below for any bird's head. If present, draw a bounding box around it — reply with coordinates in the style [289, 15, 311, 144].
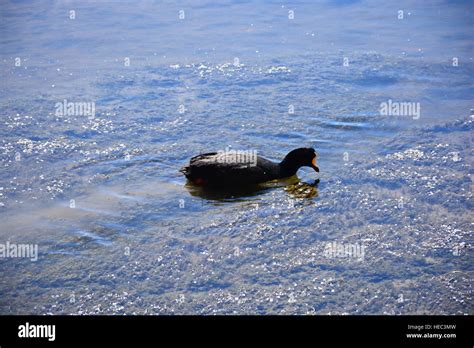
[281, 147, 319, 174]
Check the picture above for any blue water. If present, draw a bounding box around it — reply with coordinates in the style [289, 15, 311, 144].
[0, 0, 472, 314]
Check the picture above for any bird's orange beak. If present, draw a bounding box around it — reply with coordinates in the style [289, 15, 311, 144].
[311, 157, 319, 172]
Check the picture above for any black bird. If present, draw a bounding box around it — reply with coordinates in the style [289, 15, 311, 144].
[180, 147, 319, 187]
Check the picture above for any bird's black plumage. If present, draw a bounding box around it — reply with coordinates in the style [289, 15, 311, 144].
[180, 148, 319, 186]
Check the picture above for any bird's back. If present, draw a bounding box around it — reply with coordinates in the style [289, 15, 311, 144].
[180, 152, 280, 186]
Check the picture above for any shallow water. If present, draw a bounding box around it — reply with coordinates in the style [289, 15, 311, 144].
[0, 0, 472, 314]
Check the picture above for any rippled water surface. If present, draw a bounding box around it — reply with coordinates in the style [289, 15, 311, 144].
[0, 0, 472, 314]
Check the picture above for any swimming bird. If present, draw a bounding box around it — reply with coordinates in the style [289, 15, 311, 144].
[180, 148, 319, 186]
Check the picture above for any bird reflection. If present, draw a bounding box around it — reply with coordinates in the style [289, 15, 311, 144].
[284, 179, 320, 199]
[184, 177, 319, 201]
